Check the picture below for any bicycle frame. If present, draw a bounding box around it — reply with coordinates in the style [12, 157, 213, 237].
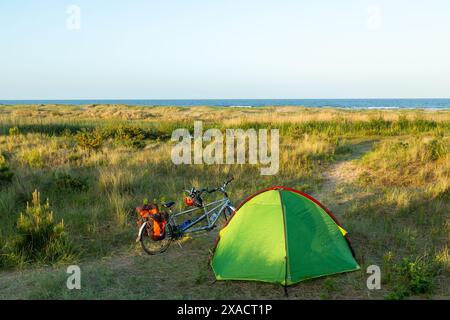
[137, 177, 235, 254]
[169, 197, 235, 234]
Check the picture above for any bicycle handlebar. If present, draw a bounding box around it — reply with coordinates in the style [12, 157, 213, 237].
[225, 176, 234, 185]
[210, 176, 234, 193]
[186, 177, 234, 197]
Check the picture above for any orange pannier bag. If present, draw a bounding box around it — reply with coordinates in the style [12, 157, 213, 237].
[151, 218, 166, 240]
[136, 203, 169, 241]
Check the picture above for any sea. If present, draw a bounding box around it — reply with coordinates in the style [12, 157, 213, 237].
[1, 99, 450, 110]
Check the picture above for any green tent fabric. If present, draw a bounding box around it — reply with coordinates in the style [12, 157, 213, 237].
[210, 186, 360, 286]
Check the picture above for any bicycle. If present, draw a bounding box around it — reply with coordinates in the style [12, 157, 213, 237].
[136, 177, 235, 255]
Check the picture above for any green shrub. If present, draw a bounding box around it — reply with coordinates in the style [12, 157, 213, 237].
[385, 254, 440, 300]
[76, 128, 103, 152]
[102, 125, 148, 149]
[55, 172, 88, 192]
[425, 138, 447, 161]
[115, 125, 147, 141]
[12, 190, 74, 264]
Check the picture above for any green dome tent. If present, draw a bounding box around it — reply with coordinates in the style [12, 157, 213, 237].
[210, 186, 360, 286]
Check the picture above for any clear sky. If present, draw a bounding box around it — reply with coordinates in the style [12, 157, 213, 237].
[1, 0, 450, 99]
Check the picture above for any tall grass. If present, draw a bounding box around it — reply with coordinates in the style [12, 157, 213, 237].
[358, 136, 449, 192]
[342, 134, 450, 298]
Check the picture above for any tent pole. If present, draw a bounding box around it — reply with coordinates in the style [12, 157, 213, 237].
[283, 285, 289, 298]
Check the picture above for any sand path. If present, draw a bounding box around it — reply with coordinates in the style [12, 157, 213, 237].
[311, 140, 377, 218]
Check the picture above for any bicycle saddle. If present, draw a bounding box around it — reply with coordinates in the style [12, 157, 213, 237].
[162, 201, 175, 208]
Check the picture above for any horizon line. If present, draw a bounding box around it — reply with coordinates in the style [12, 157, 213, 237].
[1, 98, 450, 101]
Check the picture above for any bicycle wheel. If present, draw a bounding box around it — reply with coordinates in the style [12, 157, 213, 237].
[140, 221, 173, 255]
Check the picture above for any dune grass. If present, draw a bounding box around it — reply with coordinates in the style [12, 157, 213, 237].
[342, 135, 449, 299]
[0, 104, 448, 299]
